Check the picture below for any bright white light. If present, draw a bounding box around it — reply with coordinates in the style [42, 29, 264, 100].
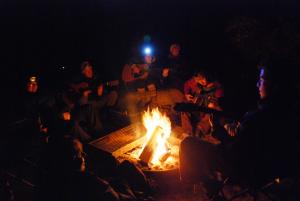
[144, 47, 152, 55]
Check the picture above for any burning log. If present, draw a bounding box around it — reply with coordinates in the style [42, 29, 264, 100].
[139, 126, 163, 164]
[159, 151, 171, 163]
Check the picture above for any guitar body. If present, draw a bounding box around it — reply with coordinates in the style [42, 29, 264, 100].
[122, 64, 149, 84]
[191, 83, 221, 109]
[68, 79, 119, 105]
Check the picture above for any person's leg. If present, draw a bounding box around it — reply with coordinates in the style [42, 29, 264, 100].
[72, 105, 92, 141]
[106, 91, 118, 107]
[72, 104, 103, 141]
[88, 103, 103, 135]
[181, 112, 193, 134]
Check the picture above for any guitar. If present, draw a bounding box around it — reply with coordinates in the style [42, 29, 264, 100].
[190, 83, 222, 111]
[122, 63, 149, 84]
[69, 80, 119, 94]
[67, 79, 119, 105]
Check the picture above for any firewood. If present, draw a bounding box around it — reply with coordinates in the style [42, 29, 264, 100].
[159, 151, 171, 163]
[139, 126, 163, 164]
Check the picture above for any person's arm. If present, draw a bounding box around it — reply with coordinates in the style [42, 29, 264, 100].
[138, 71, 149, 80]
[184, 80, 195, 102]
[184, 80, 201, 102]
[213, 82, 224, 98]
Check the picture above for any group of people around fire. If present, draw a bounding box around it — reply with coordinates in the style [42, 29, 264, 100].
[4, 42, 300, 201]
[15, 43, 226, 143]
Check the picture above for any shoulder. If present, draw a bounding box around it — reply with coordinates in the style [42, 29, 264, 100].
[207, 81, 222, 88]
[185, 78, 195, 85]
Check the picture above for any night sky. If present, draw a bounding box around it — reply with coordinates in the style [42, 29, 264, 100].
[3, 0, 300, 117]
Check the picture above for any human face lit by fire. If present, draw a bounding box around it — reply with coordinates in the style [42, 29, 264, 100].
[257, 68, 270, 99]
[144, 55, 153, 64]
[195, 75, 208, 86]
[170, 46, 180, 57]
[27, 77, 38, 93]
[82, 65, 93, 79]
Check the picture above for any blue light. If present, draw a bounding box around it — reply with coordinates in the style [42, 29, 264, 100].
[144, 47, 152, 55]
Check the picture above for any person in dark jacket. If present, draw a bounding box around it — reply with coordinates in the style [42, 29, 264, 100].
[69, 61, 118, 141]
[36, 136, 138, 201]
[180, 60, 300, 190]
[160, 43, 189, 89]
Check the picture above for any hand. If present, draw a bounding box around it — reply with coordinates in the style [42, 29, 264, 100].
[39, 125, 48, 133]
[132, 65, 141, 74]
[83, 90, 92, 97]
[62, 111, 71, 121]
[162, 68, 170, 77]
[97, 84, 104, 96]
[185, 94, 194, 102]
[195, 88, 202, 95]
[208, 102, 217, 109]
[224, 122, 240, 137]
[207, 102, 222, 111]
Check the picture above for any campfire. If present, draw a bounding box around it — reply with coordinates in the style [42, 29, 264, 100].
[90, 107, 183, 172]
[129, 107, 179, 170]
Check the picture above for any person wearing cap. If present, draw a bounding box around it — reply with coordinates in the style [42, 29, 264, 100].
[69, 61, 118, 141]
[69, 61, 118, 108]
[69, 61, 117, 106]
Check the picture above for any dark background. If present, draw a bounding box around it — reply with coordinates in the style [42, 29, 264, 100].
[2, 0, 300, 118]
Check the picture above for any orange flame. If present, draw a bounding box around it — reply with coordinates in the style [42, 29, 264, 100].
[138, 107, 171, 166]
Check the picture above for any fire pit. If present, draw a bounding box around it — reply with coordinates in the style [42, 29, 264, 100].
[90, 108, 186, 173]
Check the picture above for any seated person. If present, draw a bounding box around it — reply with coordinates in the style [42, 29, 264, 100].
[69, 61, 118, 141]
[36, 136, 123, 201]
[37, 136, 150, 201]
[122, 54, 158, 92]
[121, 54, 184, 123]
[11, 75, 73, 137]
[180, 61, 300, 195]
[183, 71, 224, 139]
[69, 61, 118, 106]
[160, 43, 188, 89]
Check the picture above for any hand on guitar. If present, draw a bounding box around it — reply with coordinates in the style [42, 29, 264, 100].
[97, 84, 104, 96]
[83, 90, 92, 97]
[185, 91, 203, 104]
[185, 94, 195, 102]
[224, 122, 240, 137]
[162, 68, 170, 77]
[122, 64, 149, 83]
[132, 65, 141, 74]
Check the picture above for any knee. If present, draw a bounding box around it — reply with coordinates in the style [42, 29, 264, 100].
[107, 91, 118, 106]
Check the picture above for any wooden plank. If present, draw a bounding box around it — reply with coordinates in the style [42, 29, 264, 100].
[139, 126, 163, 164]
[112, 136, 146, 158]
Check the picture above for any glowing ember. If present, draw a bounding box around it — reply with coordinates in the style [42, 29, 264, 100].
[137, 107, 173, 167]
